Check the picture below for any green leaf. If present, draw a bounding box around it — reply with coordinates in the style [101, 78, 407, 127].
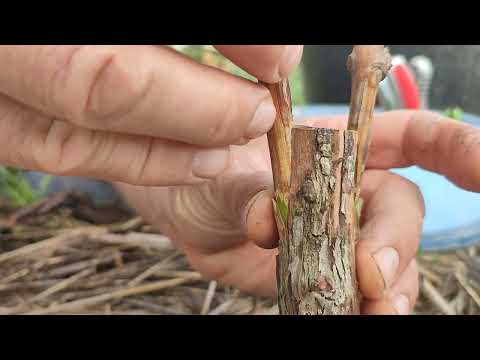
[0, 166, 8, 183]
[355, 198, 364, 223]
[276, 198, 289, 226]
[35, 175, 53, 199]
[176, 45, 206, 62]
[289, 66, 306, 107]
[0, 165, 50, 206]
[1, 184, 28, 206]
[444, 107, 464, 122]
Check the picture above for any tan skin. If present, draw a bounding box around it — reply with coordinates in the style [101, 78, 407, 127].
[0, 45, 479, 314]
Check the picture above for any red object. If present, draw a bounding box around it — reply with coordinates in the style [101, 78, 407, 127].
[392, 63, 421, 110]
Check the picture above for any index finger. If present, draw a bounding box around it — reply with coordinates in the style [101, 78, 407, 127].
[0, 45, 276, 147]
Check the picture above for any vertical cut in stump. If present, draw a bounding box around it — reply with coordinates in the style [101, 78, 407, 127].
[277, 126, 360, 315]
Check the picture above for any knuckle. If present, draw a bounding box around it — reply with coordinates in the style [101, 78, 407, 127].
[48, 45, 88, 117]
[404, 111, 437, 159]
[34, 119, 74, 174]
[36, 119, 101, 176]
[82, 50, 154, 126]
[0, 98, 61, 171]
[126, 137, 155, 185]
[50, 46, 154, 127]
[203, 96, 244, 145]
[451, 125, 480, 158]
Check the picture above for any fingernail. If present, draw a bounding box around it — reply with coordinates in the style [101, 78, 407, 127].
[392, 294, 411, 315]
[373, 247, 400, 290]
[245, 97, 276, 140]
[279, 45, 303, 78]
[192, 147, 230, 179]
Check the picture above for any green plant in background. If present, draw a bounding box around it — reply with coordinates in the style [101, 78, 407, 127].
[173, 45, 306, 107]
[288, 66, 306, 106]
[0, 166, 52, 207]
[444, 107, 464, 122]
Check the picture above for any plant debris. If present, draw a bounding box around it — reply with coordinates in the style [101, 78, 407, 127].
[0, 193, 277, 315]
[1, 191, 478, 315]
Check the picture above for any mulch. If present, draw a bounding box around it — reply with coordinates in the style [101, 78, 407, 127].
[0, 192, 478, 315]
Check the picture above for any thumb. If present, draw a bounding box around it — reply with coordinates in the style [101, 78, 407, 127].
[243, 187, 279, 249]
[168, 169, 278, 253]
[116, 170, 278, 254]
[213, 169, 278, 250]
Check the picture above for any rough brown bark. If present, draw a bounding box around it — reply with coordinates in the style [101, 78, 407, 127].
[277, 126, 360, 314]
[265, 45, 391, 315]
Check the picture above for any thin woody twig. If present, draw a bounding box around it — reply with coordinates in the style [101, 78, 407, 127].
[200, 280, 217, 315]
[28, 268, 94, 304]
[127, 251, 180, 287]
[0, 227, 106, 264]
[347, 45, 392, 187]
[421, 278, 456, 315]
[455, 271, 480, 308]
[263, 80, 293, 200]
[208, 289, 240, 315]
[261, 79, 294, 240]
[22, 274, 202, 315]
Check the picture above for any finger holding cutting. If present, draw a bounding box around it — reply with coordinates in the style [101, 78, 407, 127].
[0, 45, 276, 147]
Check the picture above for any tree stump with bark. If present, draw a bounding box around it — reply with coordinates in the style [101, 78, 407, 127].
[265, 45, 392, 315]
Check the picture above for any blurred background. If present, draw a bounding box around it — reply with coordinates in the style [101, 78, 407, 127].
[176, 45, 480, 115]
[302, 45, 480, 114]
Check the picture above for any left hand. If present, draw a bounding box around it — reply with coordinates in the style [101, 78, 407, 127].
[116, 110, 480, 315]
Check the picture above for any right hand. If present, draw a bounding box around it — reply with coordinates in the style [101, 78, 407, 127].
[117, 109, 480, 313]
[0, 45, 303, 185]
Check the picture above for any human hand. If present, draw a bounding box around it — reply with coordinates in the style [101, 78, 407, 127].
[0, 45, 302, 185]
[116, 110, 480, 315]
